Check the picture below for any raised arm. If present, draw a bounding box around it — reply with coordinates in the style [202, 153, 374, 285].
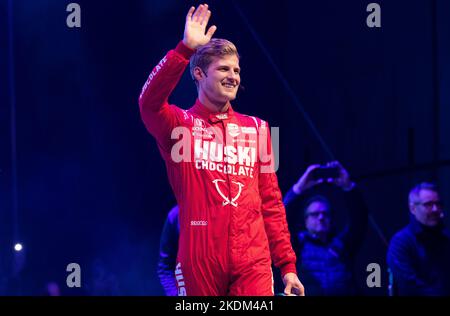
[283, 164, 323, 206]
[326, 161, 368, 255]
[138, 5, 216, 152]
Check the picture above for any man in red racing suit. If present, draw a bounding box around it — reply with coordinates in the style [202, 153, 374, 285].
[138, 4, 304, 296]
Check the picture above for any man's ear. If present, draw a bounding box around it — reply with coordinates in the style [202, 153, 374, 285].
[193, 67, 204, 82]
[409, 203, 416, 214]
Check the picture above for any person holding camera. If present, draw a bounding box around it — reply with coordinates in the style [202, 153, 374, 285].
[282, 161, 369, 295]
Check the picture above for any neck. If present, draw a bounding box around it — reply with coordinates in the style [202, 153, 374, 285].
[312, 231, 328, 243]
[198, 94, 229, 113]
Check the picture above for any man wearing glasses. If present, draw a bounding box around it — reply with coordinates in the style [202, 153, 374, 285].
[282, 161, 369, 295]
[388, 182, 450, 295]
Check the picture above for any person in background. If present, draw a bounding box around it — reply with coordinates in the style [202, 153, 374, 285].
[387, 182, 450, 295]
[157, 205, 179, 296]
[283, 161, 368, 295]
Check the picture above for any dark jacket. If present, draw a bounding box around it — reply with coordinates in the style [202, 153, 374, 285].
[283, 187, 368, 296]
[157, 206, 179, 296]
[387, 215, 450, 296]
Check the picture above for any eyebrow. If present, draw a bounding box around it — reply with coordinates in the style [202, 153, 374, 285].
[306, 210, 329, 214]
[216, 65, 240, 70]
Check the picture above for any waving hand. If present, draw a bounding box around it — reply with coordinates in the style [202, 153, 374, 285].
[183, 4, 217, 50]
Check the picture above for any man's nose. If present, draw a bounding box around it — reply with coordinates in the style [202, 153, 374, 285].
[431, 203, 440, 212]
[227, 70, 239, 80]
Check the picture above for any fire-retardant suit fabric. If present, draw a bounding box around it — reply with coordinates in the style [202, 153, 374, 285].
[138, 41, 297, 296]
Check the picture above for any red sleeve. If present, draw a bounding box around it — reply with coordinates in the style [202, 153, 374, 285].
[258, 121, 297, 277]
[138, 41, 195, 152]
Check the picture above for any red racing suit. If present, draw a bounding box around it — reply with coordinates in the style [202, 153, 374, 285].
[139, 41, 297, 296]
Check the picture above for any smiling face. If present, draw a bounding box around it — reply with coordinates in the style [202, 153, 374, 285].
[195, 54, 240, 109]
[190, 38, 241, 112]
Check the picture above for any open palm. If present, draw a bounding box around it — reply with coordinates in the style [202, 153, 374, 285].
[183, 4, 217, 50]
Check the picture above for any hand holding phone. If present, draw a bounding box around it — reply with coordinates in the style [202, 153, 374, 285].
[309, 165, 340, 181]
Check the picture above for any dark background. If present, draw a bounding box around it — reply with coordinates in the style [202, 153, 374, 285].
[0, 0, 449, 295]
